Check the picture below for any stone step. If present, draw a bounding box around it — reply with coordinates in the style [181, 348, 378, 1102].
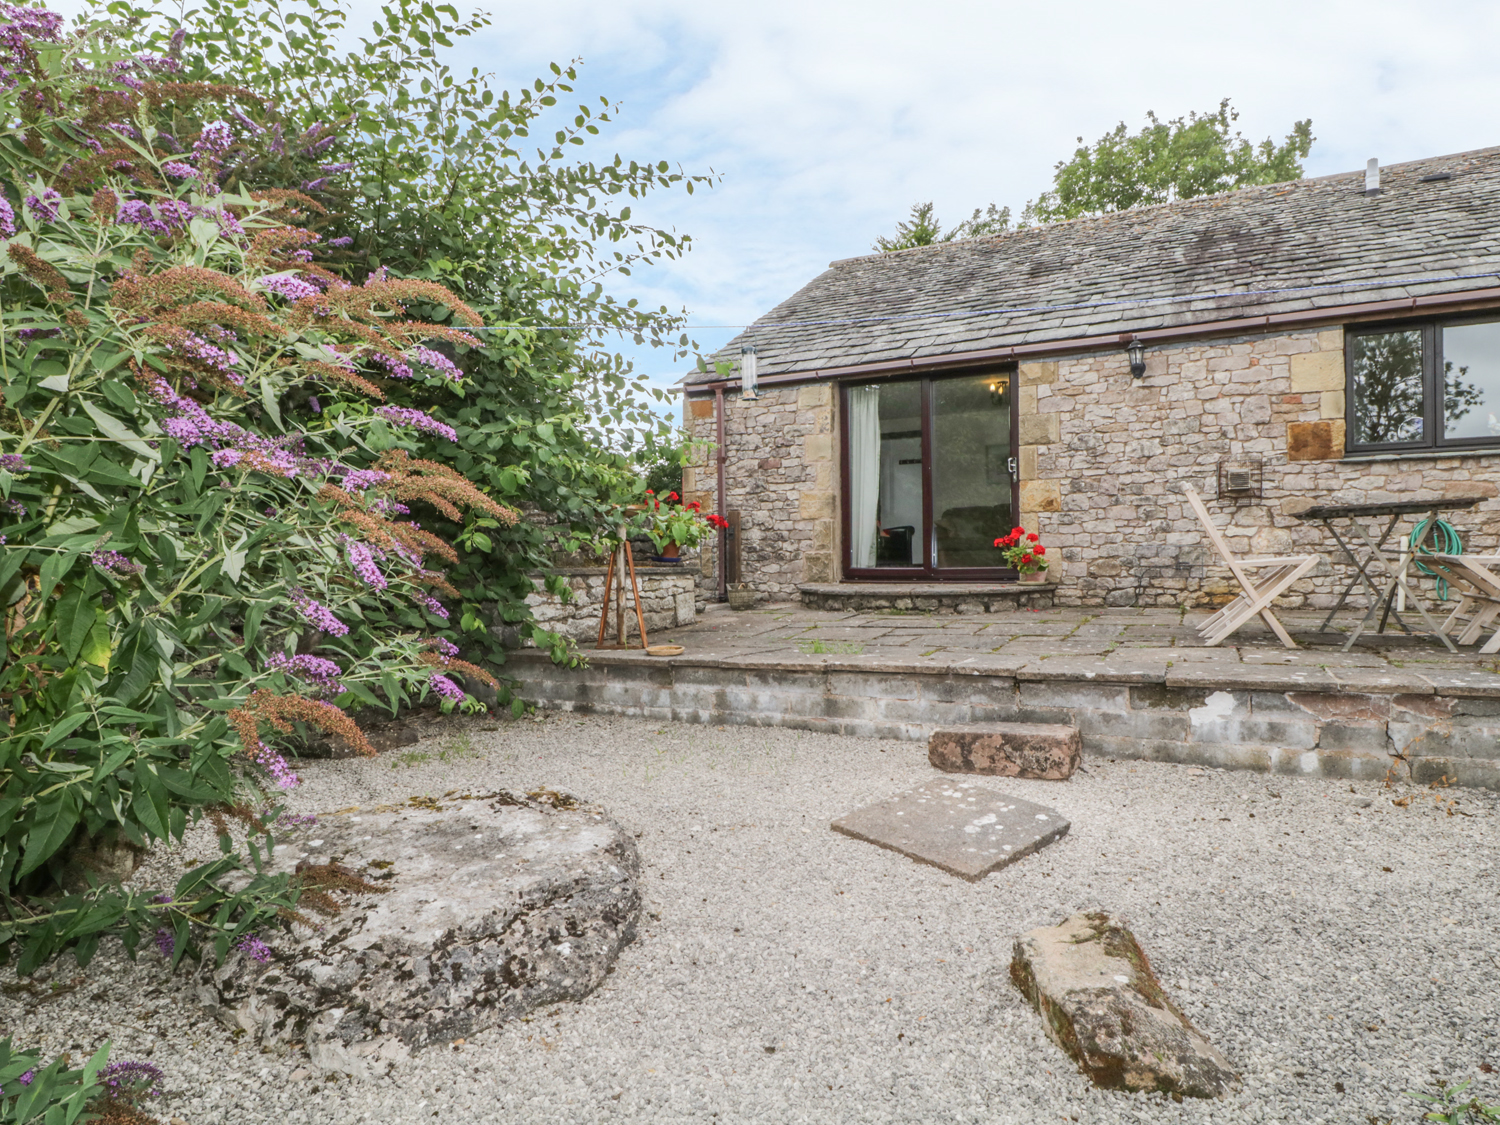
[797, 581, 1054, 613]
[929, 722, 1081, 780]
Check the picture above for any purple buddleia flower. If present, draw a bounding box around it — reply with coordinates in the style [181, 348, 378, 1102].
[23, 188, 60, 223]
[370, 352, 412, 380]
[428, 673, 466, 703]
[291, 590, 349, 637]
[259, 273, 318, 301]
[100, 1060, 164, 1098]
[236, 934, 273, 963]
[249, 740, 299, 788]
[170, 330, 241, 384]
[161, 160, 196, 180]
[17, 1069, 34, 1087]
[0, 454, 30, 472]
[265, 652, 344, 695]
[168, 27, 186, 54]
[409, 346, 462, 383]
[428, 637, 459, 658]
[307, 396, 320, 414]
[300, 178, 328, 192]
[0, 195, 14, 237]
[92, 549, 143, 575]
[2, 500, 26, 517]
[344, 539, 387, 590]
[15, 327, 58, 340]
[340, 469, 389, 492]
[376, 406, 457, 442]
[327, 236, 353, 248]
[420, 594, 450, 620]
[228, 107, 262, 134]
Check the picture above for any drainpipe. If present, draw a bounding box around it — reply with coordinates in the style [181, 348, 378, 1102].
[715, 385, 727, 602]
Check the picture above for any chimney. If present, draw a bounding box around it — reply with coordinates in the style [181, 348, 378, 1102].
[1365, 158, 1381, 196]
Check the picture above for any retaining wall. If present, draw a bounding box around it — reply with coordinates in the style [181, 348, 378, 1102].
[508, 650, 1500, 791]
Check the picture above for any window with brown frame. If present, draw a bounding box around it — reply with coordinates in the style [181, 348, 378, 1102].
[840, 369, 1019, 579]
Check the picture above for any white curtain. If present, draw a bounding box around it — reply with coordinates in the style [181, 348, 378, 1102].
[848, 385, 881, 568]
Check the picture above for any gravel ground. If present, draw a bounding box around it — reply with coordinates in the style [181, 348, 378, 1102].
[5, 713, 1500, 1124]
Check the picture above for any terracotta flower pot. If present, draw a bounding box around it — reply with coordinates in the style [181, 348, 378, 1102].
[659, 542, 681, 559]
[1018, 569, 1048, 584]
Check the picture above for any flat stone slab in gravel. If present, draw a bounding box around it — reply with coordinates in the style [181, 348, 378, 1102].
[830, 781, 1069, 880]
[194, 791, 641, 1076]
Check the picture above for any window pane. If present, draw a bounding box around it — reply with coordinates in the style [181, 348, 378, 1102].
[847, 380, 923, 568]
[1442, 321, 1500, 442]
[932, 373, 1012, 569]
[1350, 329, 1424, 445]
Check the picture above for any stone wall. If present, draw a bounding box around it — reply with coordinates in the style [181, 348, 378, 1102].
[509, 649, 1500, 792]
[683, 385, 837, 602]
[522, 567, 698, 642]
[687, 323, 1500, 607]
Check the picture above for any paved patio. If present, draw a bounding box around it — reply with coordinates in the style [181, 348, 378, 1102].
[644, 602, 1500, 684]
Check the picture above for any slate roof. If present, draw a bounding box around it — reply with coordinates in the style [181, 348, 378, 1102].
[689, 146, 1500, 384]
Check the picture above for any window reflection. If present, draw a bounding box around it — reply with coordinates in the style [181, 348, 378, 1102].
[1350, 329, 1423, 445]
[1442, 321, 1500, 440]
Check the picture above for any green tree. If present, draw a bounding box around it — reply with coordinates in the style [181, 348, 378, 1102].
[1024, 99, 1313, 223]
[876, 99, 1313, 248]
[105, 0, 716, 664]
[873, 201, 1010, 252]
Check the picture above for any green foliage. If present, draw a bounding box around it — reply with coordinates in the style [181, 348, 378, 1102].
[1024, 99, 1313, 223]
[0, 1039, 110, 1125]
[0, 7, 501, 969]
[873, 201, 1011, 252]
[876, 99, 1312, 247]
[1409, 1078, 1500, 1123]
[105, 0, 716, 663]
[641, 448, 685, 498]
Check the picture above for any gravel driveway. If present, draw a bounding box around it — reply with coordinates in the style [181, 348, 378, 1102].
[5, 713, 1498, 1124]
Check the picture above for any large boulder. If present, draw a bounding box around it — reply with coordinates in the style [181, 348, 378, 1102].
[1010, 912, 1239, 1099]
[195, 791, 641, 1076]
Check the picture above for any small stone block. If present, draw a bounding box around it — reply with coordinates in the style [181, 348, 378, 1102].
[929, 722, 1081, 779]
[830, 781, 1069, 881]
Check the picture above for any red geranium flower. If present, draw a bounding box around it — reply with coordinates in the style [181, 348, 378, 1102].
[1034, 545, 1046, 555]
[667, 491, 680, 501]
[1027, 533, 1039, 542]
[1021, 553, 1034, 564]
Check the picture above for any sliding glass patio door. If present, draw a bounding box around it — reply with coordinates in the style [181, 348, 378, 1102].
[841, 370, 1018, 579]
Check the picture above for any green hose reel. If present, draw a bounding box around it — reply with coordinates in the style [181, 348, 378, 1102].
[1409, 518, 1464, 601]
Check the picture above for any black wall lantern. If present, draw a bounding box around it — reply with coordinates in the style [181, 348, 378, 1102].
[1126, 337, 1146, 378]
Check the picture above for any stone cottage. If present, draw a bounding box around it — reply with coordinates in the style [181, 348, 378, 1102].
[681, 147, 1500, 608]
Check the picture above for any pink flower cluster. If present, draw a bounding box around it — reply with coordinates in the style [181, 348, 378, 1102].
[162, 161, 196, 180]
[23, 187, 60, 223]
[345, 539, 387, 590]
[92, 548, 143, 575]
[428, 673, 466, 703]
[170, 329, 241, 385]
[146, 375, 303, 475]
[419, 593, 449, 620]
[251, 742, 299, 788]
[264, 652, 344, 695]
[370, 352, 413, 380]
[291, 590, 349, 636]
[410, 346, 463, 382]
[340, 468, 390, 491]
[376, 406, 457, 442]
[260, 273, 319, 301]
[235, 934, 274, 963]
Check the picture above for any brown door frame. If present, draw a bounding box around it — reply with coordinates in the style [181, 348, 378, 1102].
[838, 367, 1020, 581]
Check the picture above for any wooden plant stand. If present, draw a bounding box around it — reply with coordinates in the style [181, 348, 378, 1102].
[595, 534, 650, 650]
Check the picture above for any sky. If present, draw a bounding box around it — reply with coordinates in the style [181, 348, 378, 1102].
[447, 0, 1500, 423]
[56, 0, 1500, 425]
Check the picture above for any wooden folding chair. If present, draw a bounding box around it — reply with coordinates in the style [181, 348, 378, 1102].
[1424, 554, 1500, 653]
[1184, 487, 1322, 648]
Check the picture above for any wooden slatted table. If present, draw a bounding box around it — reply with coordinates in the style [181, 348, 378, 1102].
[1291, 495, 1484, 652]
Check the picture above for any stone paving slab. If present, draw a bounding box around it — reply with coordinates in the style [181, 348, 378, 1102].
[830, 780, 1071, 881]
[604, 602, 1500, 699]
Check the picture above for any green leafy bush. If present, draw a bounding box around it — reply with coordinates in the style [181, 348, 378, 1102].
[0, 2, 505, 969]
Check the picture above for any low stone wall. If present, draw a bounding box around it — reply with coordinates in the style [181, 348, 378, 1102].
[523, 567, 698, 642]
[509, 650, 1500, 791]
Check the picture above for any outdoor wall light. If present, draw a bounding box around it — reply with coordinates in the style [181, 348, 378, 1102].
[988, 376, 1010, 407]
[1126, 338, 1147, 378]
[740, 345, 758, 400]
